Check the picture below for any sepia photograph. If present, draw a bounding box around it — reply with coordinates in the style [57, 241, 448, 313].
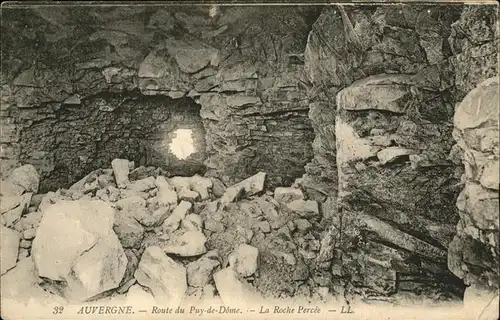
[0, 1, 498, 319]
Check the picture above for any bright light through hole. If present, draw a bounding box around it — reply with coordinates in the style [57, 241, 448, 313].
[169, 129, 195, 160]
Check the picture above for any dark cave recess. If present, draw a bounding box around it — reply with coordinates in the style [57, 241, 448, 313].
[19, 91, 207, 193]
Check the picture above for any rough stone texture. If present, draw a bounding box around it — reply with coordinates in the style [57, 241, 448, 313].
[274, 187, 304, 203]
[2, 192, 32, 227]
[1, 257, 67, 307]
[0, 164, 39, 196]
[0, 226, 20, 275]
[111, 159, 131, 189]
[113, 213, 145, 248]
[31, 199, 128, 301]
[1, 6, 319, 191]
[305, 4, 498, 303]
[162, 200, 192, 232]
[134, 246, 187, 306]
[335, 72, 466, 300]
[213, 267, 260, 308]
[463, 283, 500, 320]
[164, 230, 207, 257]
[449, 77, 499, 291]
[228, 244, 260, 277]
[187, 253, 221, 287]
[1, 3, 499, 309]
[286, 199, 319, 217]
[154, 175, 178, 207]
[221, 171, 267, 203]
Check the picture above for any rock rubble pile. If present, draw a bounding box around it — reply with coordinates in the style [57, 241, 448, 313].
[1, 160, 336, 306]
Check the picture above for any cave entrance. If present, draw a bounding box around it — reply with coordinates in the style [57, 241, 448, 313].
[20, 92, 207, 193]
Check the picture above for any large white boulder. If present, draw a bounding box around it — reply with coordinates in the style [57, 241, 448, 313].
[31, 199, 127, 301]
[134, 246, 187, 306]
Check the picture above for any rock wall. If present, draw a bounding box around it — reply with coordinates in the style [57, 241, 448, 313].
[449, 77, 499, 291]
[305, 4, 499, 303]
[17, 93, 206, 192]
[1, 6, 320, 190]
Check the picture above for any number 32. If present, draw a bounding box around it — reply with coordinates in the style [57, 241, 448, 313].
[53, 306, 64, 314]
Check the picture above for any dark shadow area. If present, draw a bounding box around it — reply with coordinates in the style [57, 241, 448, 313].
[19, 91, 207, 193]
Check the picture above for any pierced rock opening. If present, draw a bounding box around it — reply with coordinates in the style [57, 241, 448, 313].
[19, 92, 207, 193]
[169, 129, 195, 160]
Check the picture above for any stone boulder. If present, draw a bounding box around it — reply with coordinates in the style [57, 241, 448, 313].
[377, 147, 417, 165]
[221, 172, 266, 203]
[2, 192, 32, 227]
[286, 199, 319, 217]
[111, 159, 131, 189]
[69, 169, 110, 194]
[31, 199, 127, 301]
[1, 257, 66, 310]
[128, 176, 156, 193]
[162, 200, 192, 233]
[1, 226, 20, 275]
[463, 284, 500, 320]
[189, 175, 213, 201]
[134, 246, 187, 306]
[454, 77, 499, 133]
[116, 195, 167, 228]
[154, 176, 178, 207]
[170, 177, 200, 202]
[228, 244, 259, 277]
[175, 47, 219, 74]
[213, 267, 260, 308]
[181, 214, 203, 232]
[113, 214, 145, 248]
[164, 230, 207, 257]
[187, 252, 220, 287]
[126, 284, 156, 306]
[169, 175, 213, 202]
[0, 164, 39, 196]
[273, 187, 304, 203]
[336, 74, 416, 114]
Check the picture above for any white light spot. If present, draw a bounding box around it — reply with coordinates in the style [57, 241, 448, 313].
[427, 9, 431, 13]
[169, 129, 195, 160]
[209, 6, 218, 18]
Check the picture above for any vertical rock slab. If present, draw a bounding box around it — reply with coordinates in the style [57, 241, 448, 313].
[449, 77, 499, 292]
[0, 226, 20, 275]
[31, 199, 127, 301]
[111, 159, 131, 189]
[335, 74, 464, 301]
